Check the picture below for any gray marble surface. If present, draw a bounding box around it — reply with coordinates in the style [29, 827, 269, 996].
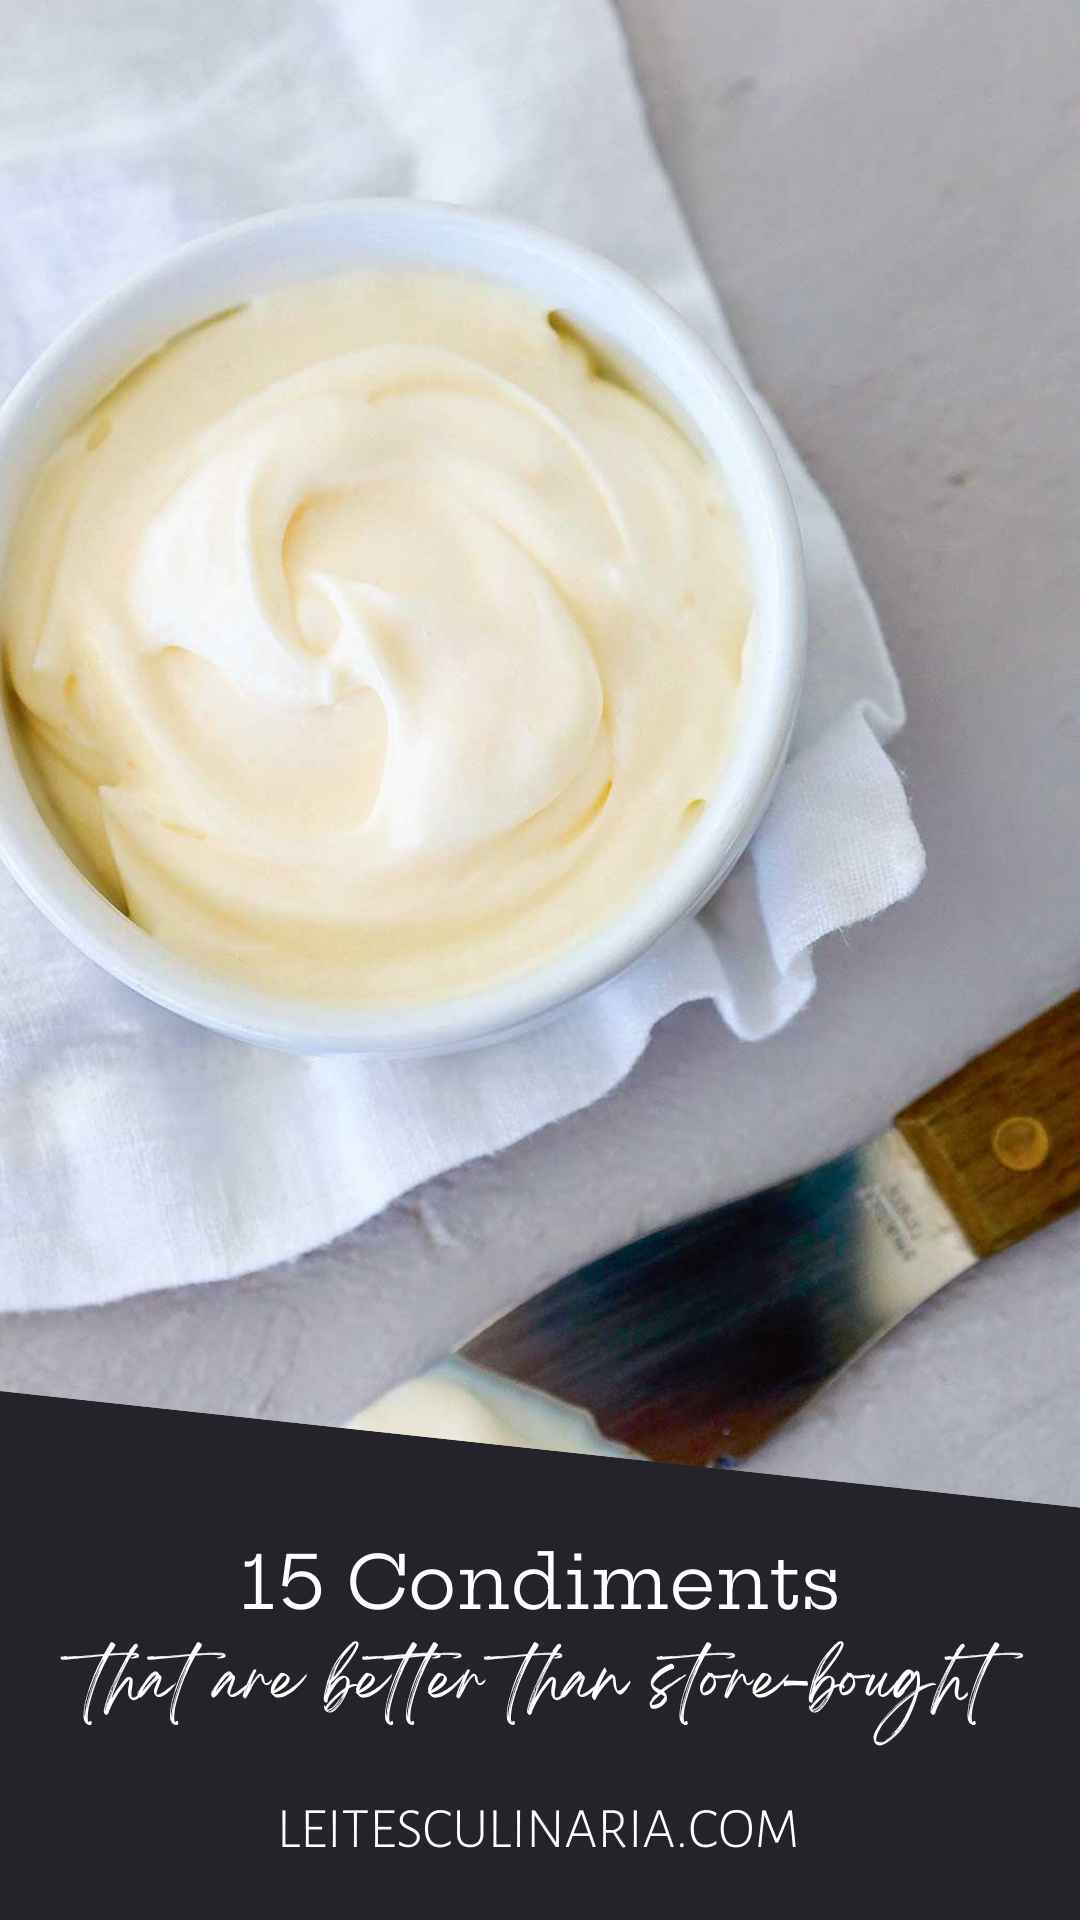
[2, 0, 1078, 1505]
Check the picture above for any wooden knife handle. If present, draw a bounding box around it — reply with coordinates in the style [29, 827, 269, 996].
[896, 991, 1080, 1258]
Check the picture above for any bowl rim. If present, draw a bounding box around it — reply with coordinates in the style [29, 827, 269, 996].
[0, 198, 806, 1055]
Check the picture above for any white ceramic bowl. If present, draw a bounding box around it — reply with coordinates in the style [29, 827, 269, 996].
[0, 201, 805, 1055]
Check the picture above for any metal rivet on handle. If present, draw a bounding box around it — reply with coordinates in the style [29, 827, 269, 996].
[992, 1116, 1050, 1172]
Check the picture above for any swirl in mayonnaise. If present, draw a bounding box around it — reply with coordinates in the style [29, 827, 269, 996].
[2, 272, 749, 1002]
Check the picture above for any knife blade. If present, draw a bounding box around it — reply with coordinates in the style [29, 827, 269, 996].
[355, 990, 1080, 1465]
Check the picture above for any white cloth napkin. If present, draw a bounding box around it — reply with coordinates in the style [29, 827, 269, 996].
[0, 0, 923, 1311]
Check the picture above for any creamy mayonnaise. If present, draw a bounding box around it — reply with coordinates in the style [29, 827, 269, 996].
[349, 1358, 639, 1458]
[2, 271, 749, 1001]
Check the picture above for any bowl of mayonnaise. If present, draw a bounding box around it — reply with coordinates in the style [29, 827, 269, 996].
[0, 200, 804, 1053]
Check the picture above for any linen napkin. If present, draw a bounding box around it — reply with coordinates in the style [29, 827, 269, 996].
[0, 0, 924, 1310]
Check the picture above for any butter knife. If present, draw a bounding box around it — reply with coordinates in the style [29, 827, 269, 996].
[362, 992, 1080, 1465]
